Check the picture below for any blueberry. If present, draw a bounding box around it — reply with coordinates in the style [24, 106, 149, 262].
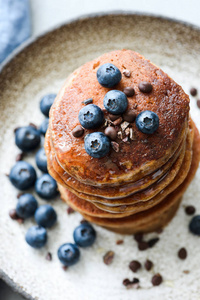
[103, 90, 128, 114]
[39, 118, 49, 136]
[189, 215, 200, 235]
[9, 161, 37, 190]
[15, 126, 41, 152]
[97, 63, 122, 88]
[35, 204, 57, 228]
[57, 243, 80, 266]
[136, 110, 159, 134]
[78, 104, 104, 129]
[35, 174, 58, 200]
[16, 193, 38, 219]
[84, 132, 110, 158]
[40, 94, 56, 117]
[73, 223, 96, 247]
[25, 226, 47, 248]
[36, 148, 48, 173]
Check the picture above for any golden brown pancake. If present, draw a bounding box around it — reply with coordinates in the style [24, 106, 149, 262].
[58, 135, 190, 216]
[49, 50, 190, 186]
[46, 127, 187, 199]
[48, 128, 187, 205]
[59, 125, 200, 233]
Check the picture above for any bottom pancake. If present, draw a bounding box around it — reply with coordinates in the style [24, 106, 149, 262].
[59, 126, 200, 234]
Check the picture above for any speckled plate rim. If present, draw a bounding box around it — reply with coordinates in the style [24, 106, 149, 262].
[1, 11, 200, 300]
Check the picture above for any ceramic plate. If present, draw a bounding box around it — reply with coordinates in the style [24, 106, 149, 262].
[0, 13, 200, 300]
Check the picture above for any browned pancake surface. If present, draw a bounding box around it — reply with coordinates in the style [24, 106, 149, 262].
[49, 50, 189, 185]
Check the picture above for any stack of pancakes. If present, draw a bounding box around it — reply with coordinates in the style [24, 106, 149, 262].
[45, 50, 200, 234]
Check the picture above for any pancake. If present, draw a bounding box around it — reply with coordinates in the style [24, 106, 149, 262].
[48, 129, 187, 205]
[49, 50, 189, 186]
[51, 131, 187, 204]
[58, 123, 198, 219]
[58, 137, 189, 216]
[69, 125, 200, 233]
[46, 127, 187, 199]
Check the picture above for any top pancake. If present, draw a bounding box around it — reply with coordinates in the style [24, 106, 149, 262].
[49, 50, 190, 186]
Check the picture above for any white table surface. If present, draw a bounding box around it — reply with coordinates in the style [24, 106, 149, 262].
[31, 0, 200, 36]
[1, 0, 200, 299]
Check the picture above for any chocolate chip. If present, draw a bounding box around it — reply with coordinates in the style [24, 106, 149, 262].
[116, 239, 124, 245]
[72, 125, 84, 138]
[151, 273, 163, 286]
[183, 270, 190, 274]
[138, 241, 149, 251]
[9, 209, 19, 220]
[16, 152, 24, 161]
[113, 117, 123, 126]
[123, 87, 135, 97]
[108, 114, 121, 121]
[29, 122, 38, 129]
[129, 260, 141, 272]
[122, 69, 131, 77]
[134, 232, 143, 243]
[9, 207, 23, 223]
[103, 251, 114, 265]
[111, 141, 119, 152]
[190, 87, 197, 96]
[148, 237, 159, 248]
[123, 278, 139, 289]
[138, 81, 153, 93]
[123, 110, 137, 123]
[67, 207, 74, 214]
[82, 98, 93, 105]
[105, 126, 117, 140]
[144, 259, 153, 271]
[185, 205, 196, 215]
[178, 247, 187, 260]
[197, 99, 200, 108]
[132, 278, 139, 284]
[46, 252, 52, 261]
[123, 279, 131, 286]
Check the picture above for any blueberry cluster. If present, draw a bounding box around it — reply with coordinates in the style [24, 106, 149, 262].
[73, 63, 160, 158]
[58, 222, 96, 267]
[9, 94, 58, 249]
[25, 204, 57, 249]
